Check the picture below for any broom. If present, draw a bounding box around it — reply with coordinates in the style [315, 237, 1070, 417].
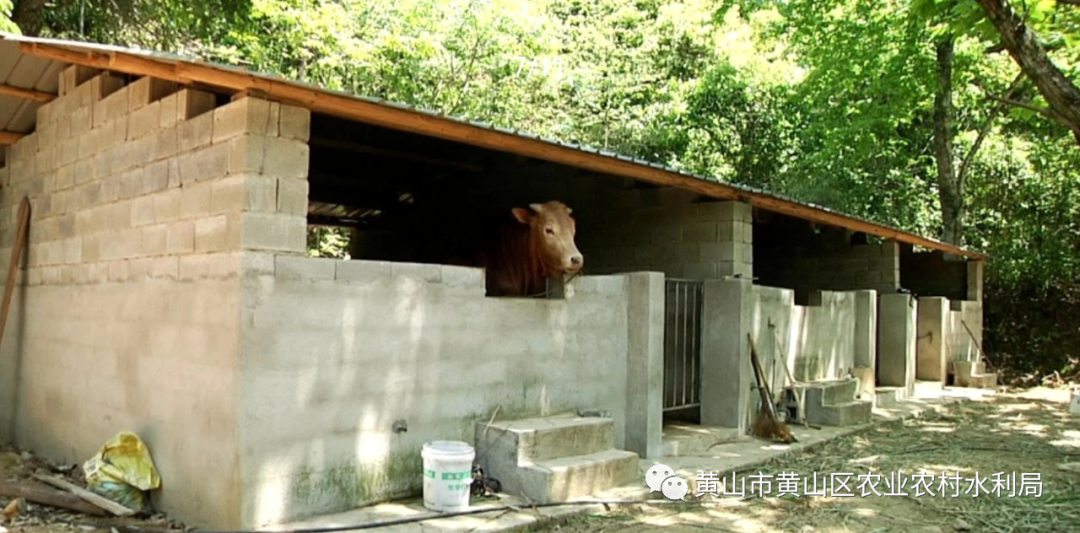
[748, 333, 796, 444]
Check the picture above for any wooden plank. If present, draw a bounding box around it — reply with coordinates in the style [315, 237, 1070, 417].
[17, 41, 988, 260]
[0, 83, 55, 102]
[0, 198, 29, 360]
[0, 481, 109, 516]
[30, 474, 136, 516]
[0, 130, 24, 145]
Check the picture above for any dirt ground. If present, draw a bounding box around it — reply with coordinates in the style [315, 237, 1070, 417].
[1, 387, 1079, 533]
[549, 388, 1080, 533]
[0, 447, 185, 533]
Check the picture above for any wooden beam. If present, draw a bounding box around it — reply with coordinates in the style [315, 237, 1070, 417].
[310, 138, 483, 172]
[0, 131, 25, 145]
[17, 41, 987, 260]
[0, 83, 56, 103]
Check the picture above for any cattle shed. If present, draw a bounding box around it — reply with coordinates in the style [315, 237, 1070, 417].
[0, 33, 991, 530]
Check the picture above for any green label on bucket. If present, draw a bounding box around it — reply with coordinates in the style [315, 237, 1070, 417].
[441, 471, 471, 481]
[424, 469, 436, 479]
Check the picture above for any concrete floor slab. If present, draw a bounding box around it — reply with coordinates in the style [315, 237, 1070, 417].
[273, 386, 996, 533]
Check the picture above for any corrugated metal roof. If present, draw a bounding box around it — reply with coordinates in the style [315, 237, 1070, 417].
[0, 31, 987, 259]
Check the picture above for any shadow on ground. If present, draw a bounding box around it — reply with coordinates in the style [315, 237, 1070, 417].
[548, 388, 1080, 533]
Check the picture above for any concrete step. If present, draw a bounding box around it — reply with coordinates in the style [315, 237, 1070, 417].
[952, 361, 985, 376]
[660, 424, 742, 457]
[514, 450, 641, 503]
[874, 386, 908, 408]
[474, 415, 615, 464]
[807, 400, 873, 427]
[956, 372, 998, 389]
[913, 380, 944, 398]
[800, 378, 859, 407]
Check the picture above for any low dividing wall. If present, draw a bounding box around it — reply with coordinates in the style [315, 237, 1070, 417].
[749, 286, 859, 395]
[236, 257, 651, 527]
[946, 300, 983, 364]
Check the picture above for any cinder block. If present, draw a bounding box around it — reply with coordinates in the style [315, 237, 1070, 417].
[180, 182, 212, 218]
[93, 85, 129, 129]
[159, 93, 179, 129]
[70, 106, 92, 138]
[195, 215, 229, 253]
[128, 257, 151, 281]
[119, 227, 141, 258]
[60, 138, 80, 168]
[108, 142, 136, 177]
[154, 188, 182, 222]
[240, 212, 306, 252]
[119, 168, 146, 200]
[275, 255, 336, 281]
[246, 175, 277, 212]
[178, 111, 214, 154]
[166, 220, 195, 254]
[108, 259, 131, 282]
[279, 104, 311, 141]
[651, 224, 681, 244]
[36, 100, 55, 127]
[82, 236, 100, 262]
[128, 101, 160, 141]
[683, 262, 718, 279]
[212, 98, 274, 143]
[60, 65, 98, 96]
[167, 159, 181, 189]
[177, 89, 217, 121]
[155, 127, 179, 162]
[62, 237, 82, 264]
[178, 143, 229, 184]
[131, 196, 156, 227]
[227, 134, 265, 175]
[211, 176, 245, 214]
[141, 223, 168, 255]
[141, 159, 169, 195]
[262, 136, 309, 179]
[682, 222, 717, 243]
[149, 256, 180, 279]
[277, 178, 308, 215]
[127, 77, 178, 111]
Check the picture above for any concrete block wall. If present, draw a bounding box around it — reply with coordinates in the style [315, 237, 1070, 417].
[898, 248, 967, 300]
[946, 300, 983, 364]
[754, 231, 900, 297]
[235, 258, 653, 526]
[575, 193, 754, 280]
[0, 65, 312, 530]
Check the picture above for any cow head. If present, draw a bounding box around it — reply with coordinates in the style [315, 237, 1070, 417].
[511, 201, 584, 275]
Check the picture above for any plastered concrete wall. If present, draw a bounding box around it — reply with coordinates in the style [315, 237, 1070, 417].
[749, 286, 858, 391]
[0, 65, 311, 530]
[946, 301, 983, 364]
[234, 257, 639, 526]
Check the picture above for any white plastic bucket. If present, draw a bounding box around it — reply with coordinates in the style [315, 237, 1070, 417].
[421, 441, 475, 512]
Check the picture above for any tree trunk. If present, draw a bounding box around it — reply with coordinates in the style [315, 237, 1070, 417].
[976, 0, 1080, 145]
[11, 0, 48, 36]
[933, 35, 962, 248]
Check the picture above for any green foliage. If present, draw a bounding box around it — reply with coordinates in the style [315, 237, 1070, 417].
[307, 226, 351, 259]
[0, 0, 18, 34]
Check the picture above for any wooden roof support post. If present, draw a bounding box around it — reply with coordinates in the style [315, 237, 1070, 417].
[0, 131, 26, 145]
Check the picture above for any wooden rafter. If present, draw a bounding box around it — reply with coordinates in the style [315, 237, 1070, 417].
[0, 83, 55, 103]
[0, 131, 25, 145]
[16, 41, 988, 259]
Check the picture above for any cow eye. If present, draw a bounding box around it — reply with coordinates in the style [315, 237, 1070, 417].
[545, 227, 555, 235]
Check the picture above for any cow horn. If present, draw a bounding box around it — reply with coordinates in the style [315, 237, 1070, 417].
[529, 203, 543, 213]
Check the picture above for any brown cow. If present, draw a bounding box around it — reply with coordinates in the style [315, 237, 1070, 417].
[471, 201, 584, 297]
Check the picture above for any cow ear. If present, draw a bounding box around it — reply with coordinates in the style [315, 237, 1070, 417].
[511, 207, 532, 224]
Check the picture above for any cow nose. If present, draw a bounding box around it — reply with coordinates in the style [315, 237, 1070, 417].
[571, 255, 583, 266]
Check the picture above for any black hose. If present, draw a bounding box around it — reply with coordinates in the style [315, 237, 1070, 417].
[103, 498, 704, 533]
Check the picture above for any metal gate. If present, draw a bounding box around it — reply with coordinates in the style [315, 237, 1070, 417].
[663, 279, 704, 412]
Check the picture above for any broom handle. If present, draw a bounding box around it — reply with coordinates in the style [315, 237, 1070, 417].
[0, 198, 31, 350]
[748, 334, 778, 419]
